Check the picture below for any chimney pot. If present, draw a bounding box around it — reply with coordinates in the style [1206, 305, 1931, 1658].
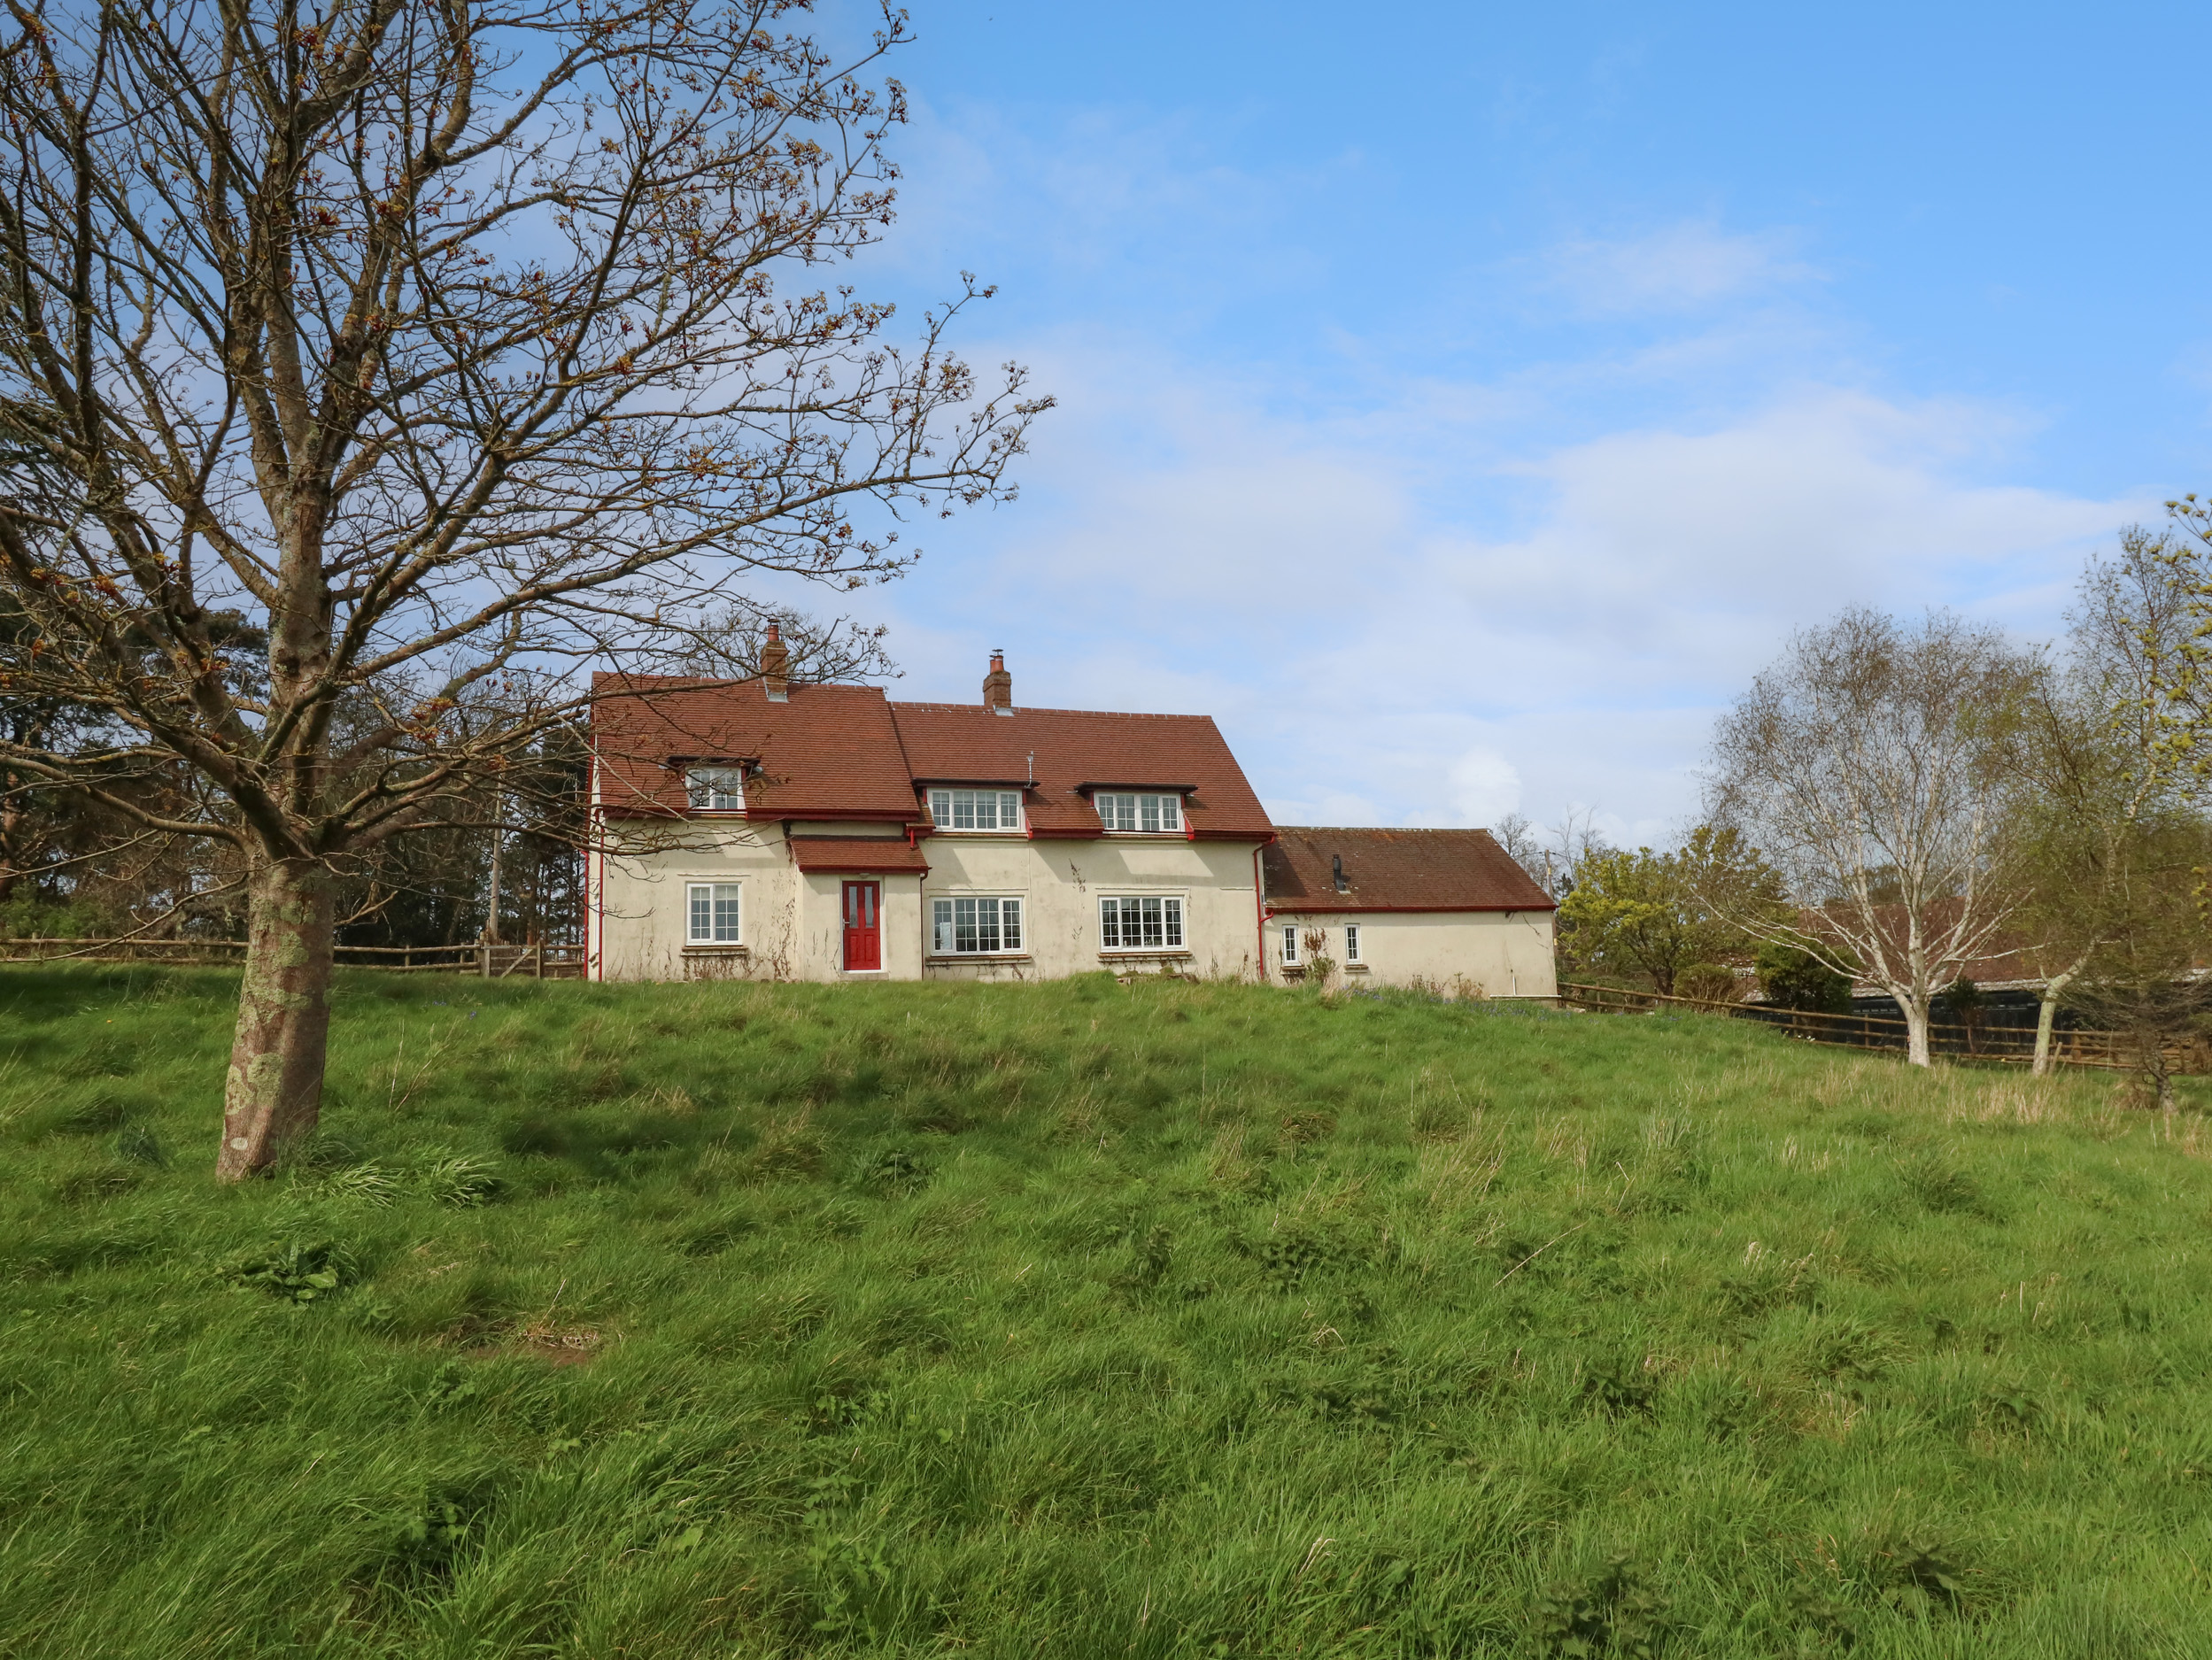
[983, 649, 1013, 713]
[761, 620, 790, 702]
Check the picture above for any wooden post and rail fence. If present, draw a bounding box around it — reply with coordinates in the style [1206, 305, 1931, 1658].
[0, 938, 588, 980]
[1558, 979, 2196, 1074]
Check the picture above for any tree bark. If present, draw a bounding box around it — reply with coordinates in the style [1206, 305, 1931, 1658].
[217, 856, 336, 1181]
[2030, 969, 2078, 1077]
[1900, 993, 1932, 1067]
[2032, 990, 2060, 1076]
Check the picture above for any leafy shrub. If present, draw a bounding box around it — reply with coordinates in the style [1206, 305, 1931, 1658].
[1674, 963, 1741, 1005]
[1111, 1224, 1174, 1296]
[224, 1237, 356, 1303]
[1535, 1551, 1669, 1657]
[1758, 943, 1853, 1014]
[1248, 1226, 1357, 1290]
[853, 1146, 930, 1195]
[1868, 1532, 1973, 1618]
[1582, 1360, 1660, 1417]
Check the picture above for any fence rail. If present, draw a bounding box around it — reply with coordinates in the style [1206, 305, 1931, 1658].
[0, 938, 587, 979]
[1557, 980, 2183, 1073]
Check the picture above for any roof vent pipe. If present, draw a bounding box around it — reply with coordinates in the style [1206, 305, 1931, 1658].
[761, 621, 791, 703]
[984, 649, 1013, 714]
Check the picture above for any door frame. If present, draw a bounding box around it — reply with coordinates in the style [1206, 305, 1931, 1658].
[840, 878, 884, 972]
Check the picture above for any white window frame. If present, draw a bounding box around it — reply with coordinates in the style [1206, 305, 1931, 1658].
[1343, 923, 1361, 963]
[1098, 894, 1186, 953]
[931, 894, 1025, 956]
[686, 766, 746, 812]
[1280, 924, 1300, 967]
[927, 787, 1025, 833]
[1092, 791, 1183, 834]
[685, 881, 743, 945]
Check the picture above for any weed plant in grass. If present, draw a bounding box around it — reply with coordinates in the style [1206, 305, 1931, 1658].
[3, 967, 2210, 1657]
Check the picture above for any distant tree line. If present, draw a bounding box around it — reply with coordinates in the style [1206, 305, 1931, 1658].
[1547, 498, 2212, 1104]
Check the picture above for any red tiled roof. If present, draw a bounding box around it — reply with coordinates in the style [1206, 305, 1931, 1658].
[1797, 899, 2035, 988]
[1264, 828, 1556, 914]
[788, 837, 930, 875]
[591, 674, 919, 821]
[886, 702, 1274, 840]
[591, 676, 1278, 841]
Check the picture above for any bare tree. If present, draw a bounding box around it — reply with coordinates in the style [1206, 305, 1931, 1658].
[1705, 608, 2036, 1066]
[1540, 805, 1612, 899]
[1489, 811, 1547, 889]
[2007, 528, 2208, 1073]
[0, 0, 1045, 1177]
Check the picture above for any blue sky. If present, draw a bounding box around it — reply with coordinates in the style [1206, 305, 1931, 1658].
[803, 0, 2211, 844]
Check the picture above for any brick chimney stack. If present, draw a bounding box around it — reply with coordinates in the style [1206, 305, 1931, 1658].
[983, 649, 1013, 714]
[761, 621, 791, 703]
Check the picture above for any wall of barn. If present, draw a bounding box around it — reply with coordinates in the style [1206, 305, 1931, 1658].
[1265, 909, 1558, 999]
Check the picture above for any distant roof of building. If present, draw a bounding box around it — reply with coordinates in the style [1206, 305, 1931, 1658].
[1264, 827, 1556, 914]
[589, 674, 1275, 840]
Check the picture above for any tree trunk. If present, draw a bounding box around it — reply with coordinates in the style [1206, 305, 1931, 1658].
[2030, 971, 2071, 1077]
[217, 856, 336, 1180]
[2032, 990, 2060, 1076]
[1900, 994, 1932, 1067]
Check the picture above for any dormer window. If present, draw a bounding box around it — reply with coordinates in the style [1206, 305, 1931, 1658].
[1094, 791, 1181, 834]
[687, 765, 747, 812]
[928, 787, 1025, 832]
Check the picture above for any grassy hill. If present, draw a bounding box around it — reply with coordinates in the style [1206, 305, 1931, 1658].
[2, 967, 2209, 1658]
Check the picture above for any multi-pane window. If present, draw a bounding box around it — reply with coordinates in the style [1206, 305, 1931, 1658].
[686, 882, 742, 944]
[932, 896, 1025, 954]
[687, 767, 746, 811]
[1280, 924, 1300, 966]
[1099, 895, 1184, 951]
[1093, 792, 1182, 833]
[1343, 924, 1362, 963]
[928, 788, 1024, 831]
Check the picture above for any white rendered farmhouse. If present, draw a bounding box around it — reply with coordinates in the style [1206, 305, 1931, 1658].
[586, 642, 1557, 994]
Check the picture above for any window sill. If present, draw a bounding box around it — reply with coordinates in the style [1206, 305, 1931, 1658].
[1100, 950, 1194, 961]
[926, 953, 1033, 964]
[682, 944, 750, 954]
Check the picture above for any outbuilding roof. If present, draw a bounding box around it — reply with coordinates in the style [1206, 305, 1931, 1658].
[1264, 827, 1555, 914]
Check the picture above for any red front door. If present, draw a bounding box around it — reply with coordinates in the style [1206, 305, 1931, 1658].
[841, 880, 881, 970]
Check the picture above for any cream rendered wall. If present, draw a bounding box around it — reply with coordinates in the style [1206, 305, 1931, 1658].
[1269, 909, 1558, 999]
[592, 819, 921, 983]
[919, 835, 1265, 982]
[592, 821, 1265, 983]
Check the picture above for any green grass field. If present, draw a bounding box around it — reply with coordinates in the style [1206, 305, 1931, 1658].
[3, 967, 2210, 1658]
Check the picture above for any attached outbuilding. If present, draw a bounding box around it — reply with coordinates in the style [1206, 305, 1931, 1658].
[1260, 827, 1558, 998]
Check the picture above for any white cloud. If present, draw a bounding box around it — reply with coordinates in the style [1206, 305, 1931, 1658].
[1542, 220, 1821, 315]
[879, 342, 2145, 840]
[1448, 748, 1523, 824]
